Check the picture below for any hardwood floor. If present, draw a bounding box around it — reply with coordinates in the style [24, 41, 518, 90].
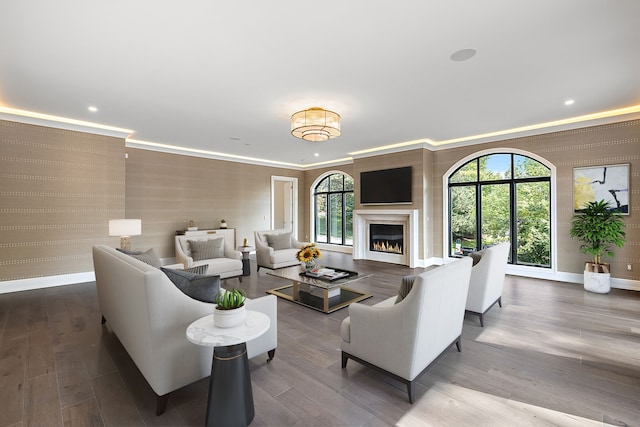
[1, 252, 639, 426]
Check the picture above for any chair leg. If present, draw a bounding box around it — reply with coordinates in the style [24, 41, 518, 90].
[455, 339, 462, 352]
[156, 393, 170, 416]
[341, 352, 349, 368]
[498, 296, 502, 307]
[479, 313, 484, 327]
[101, 315, 106, 325]
[267, 349, 275, 362]
[407, 381, 415, 404]
[257, 265, 260, 272]
[238, 276, 243, 283]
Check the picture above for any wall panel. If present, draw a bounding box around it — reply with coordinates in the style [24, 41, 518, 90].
[0, 120, 125, 283]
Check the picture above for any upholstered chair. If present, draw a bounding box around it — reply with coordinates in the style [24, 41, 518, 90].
[175, 234, 243, 280]
[465, 242, 510, 326]
[254, 229, 306, 271]
[341, 257, 473, 403]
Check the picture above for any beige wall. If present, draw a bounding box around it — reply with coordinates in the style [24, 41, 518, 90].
[431, 119, 639, 280]
[124, 148, 305, 258]
[1, 118, 637, 286]
[0, 120, 125, 283]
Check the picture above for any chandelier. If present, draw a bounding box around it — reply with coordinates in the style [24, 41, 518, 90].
[291, 107, 341, 142]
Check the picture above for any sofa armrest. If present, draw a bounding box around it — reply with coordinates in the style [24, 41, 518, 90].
[245, 294, 278, 359]
[174, 237, 193, 268]
[255, 237, 274, 257]
[223, 242, 242, 260]
[291, 236, 307, 249]
[346, 302, 416, 357]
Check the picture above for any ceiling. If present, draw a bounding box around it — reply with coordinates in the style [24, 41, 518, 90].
[1, 1, 639, 169]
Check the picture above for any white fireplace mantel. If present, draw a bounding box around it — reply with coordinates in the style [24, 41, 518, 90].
[353, 209, 418, 268]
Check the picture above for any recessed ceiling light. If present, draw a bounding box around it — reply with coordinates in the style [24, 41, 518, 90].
[564, 99, 575, 106]
[450, 49, 477, 62]
[88, 106, 98, 112]
[314, 153, 319, 157]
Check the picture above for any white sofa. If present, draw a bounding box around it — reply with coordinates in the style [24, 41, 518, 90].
[175, 233, 243, 279]
[254, 229, 306, 271]
[341, 257, 473, 403]
[92, 245, 277, 415]
[465, 242, 510, 326]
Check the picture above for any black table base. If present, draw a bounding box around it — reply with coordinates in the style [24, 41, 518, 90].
[206, 343, 254, 427]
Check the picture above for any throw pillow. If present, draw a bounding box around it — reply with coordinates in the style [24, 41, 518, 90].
[395, 275, 418, 304]
[184, 264, 209, 275]
[469, 249, 485, 266]
[117, 248, 162, 268]
[266, 232, 292, 250]
[189, 238, 224, 261]
[161, 268, 220, 303]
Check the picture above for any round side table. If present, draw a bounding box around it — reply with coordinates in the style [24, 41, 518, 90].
[187, 310, 269, 427]
[237, 246, 255, 276]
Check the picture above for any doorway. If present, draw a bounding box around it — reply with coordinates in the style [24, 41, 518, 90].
[271, 176, 298, 237]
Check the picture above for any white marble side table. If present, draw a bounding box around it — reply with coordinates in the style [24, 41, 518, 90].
[186, 310, 270, 427]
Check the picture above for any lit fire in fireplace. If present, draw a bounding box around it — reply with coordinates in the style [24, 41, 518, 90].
[371, 240, 403, 254]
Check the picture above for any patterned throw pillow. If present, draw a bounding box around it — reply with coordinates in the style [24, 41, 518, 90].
[184, 265, 209, 275]
[160, 268, 220, 303]
[188, 238, 224, 261]
[395, 275, 418, 304]
[266, 232, 291, 250]
[117, 248, 162, 268]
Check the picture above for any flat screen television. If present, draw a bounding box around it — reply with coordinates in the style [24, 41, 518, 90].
[360, 166, 412, 204]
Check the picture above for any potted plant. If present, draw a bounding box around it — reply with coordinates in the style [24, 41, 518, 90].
[296, 243, 321, 271]
[569, 199, 626, 293]
[214, 288, 246, 327]
[220, 219, 227, 229]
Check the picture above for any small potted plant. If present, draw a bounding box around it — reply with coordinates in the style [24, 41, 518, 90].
[569, 199, 626, 293]
[214, 288, 246, 327]
[220, 219, 227, 229]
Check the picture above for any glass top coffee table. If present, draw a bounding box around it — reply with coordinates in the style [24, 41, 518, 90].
[266, 265, 372, 313]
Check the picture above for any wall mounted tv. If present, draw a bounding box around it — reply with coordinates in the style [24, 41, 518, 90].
[360, 166, 412, 204]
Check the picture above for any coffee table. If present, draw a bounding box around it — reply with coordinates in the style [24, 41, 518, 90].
[266, 265, 372, 313]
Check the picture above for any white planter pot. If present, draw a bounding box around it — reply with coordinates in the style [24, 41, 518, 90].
[584, 271, 611, 294]
[214, 305, 246, 328]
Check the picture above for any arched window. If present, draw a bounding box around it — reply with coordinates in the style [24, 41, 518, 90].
[313, 173, 354, 246]
[448, 153, 551, 267]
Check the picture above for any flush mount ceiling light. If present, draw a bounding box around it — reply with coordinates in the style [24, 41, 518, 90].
[291, 107, 341, 142]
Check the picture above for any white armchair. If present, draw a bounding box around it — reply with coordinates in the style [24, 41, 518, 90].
[254, 229, 306, 271]
[341, 257, 473, 403]
[175, 233, 243, 280]
[465, 242, 510, 326]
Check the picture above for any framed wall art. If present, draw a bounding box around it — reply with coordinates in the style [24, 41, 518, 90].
[573, 163, 629, 214]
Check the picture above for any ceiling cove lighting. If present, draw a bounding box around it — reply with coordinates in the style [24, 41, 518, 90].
[291, 107, 341, 142]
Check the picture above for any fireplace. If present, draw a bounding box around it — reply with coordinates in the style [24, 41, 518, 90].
[370, 224, 404, 255]
[352, 209, 418, 267]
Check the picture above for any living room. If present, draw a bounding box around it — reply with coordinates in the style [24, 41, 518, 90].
[1, 1, 639, 426]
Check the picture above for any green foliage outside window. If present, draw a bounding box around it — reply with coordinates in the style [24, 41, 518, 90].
[449, 153, 551, 267]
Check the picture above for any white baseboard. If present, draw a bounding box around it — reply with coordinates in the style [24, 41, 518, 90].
[0, 272, 96, 294]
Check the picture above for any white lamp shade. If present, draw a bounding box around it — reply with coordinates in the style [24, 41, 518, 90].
[108, 219, 142, 237]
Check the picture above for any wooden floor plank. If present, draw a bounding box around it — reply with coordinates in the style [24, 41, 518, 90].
[0, 254, 638, 426]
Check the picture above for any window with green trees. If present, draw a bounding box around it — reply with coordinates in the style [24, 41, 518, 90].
[449, 153, 551, 267]
[314, 173, 354, 246]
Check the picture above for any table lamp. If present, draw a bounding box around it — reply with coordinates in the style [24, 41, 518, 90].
[108, 219, 142, 250]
